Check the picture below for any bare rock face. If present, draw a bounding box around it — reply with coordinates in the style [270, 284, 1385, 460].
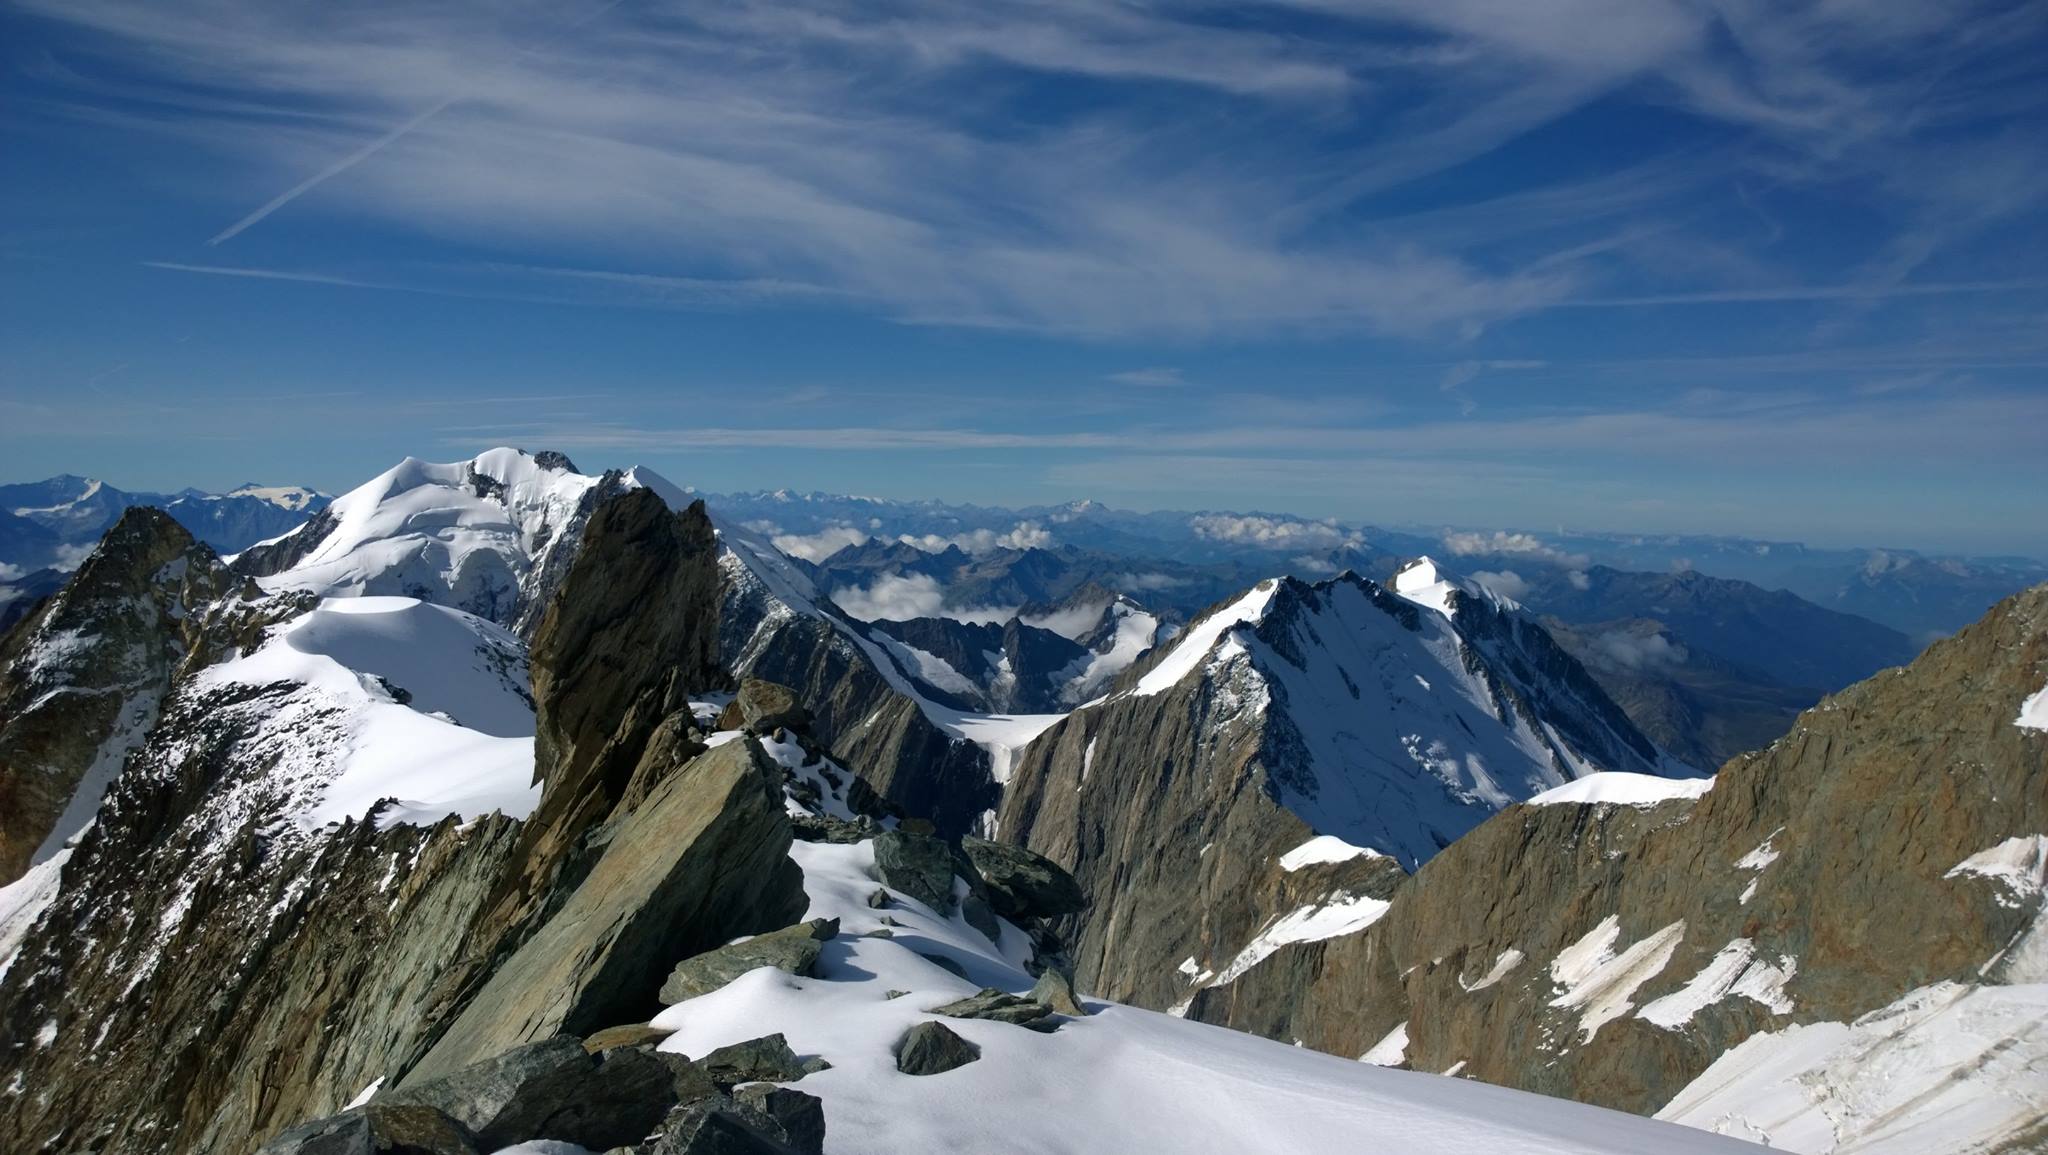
[407, 739, 806, 1079]
[1189, 583, 2048, 1119]
[0, 506, 276, 884]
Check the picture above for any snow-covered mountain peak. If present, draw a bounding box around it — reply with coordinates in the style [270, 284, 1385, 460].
[1392, 554, 1514, 617]
[221, 483, 328, 511]
[254, 448, 611, 628]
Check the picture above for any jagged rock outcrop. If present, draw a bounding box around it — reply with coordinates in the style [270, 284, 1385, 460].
[999, 566, 1673, 1013]
[0, 506, 276, 885]
[1186, 583, 2048, 1145]
[408, 738, 806, 1079]
[0, 484, 795, 1153]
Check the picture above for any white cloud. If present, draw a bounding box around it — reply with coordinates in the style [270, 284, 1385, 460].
[1441, 530, 1589, 569]
[0, 562, 23, 582]
[897, 522, 1053, 555]
[1191, 514, 1363, 551]
[1020, 603, 1109, 641]
[1468, 569, 1530, 600]
[829, 572, 1015, 625]
[1593, 630, 1689, 671]
[771, 525, 872, 562]
[1113, 571, 1187, 592]
[1291, 554, 1341, 576]
[1567, 569, 1592, 590]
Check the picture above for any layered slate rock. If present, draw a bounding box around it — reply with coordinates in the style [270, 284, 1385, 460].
[894, 1021, 981, 1075]
[0, 507, 272, 884]
[661, 918, 839, 1004]
[872, 830, 959, 913]
[1189, 583, 2048, 1123]
[409, 739, 806, 1078]
[959, 834, 1086, 920]
[716, 677, 813, 736]
[382, 1036, 696, 1151]
[254, 1103, 481, 1155]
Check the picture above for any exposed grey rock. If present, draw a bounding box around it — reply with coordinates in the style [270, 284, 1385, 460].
[961, 890, 1001, 944]
[732, 1085, 826, 1155]
[699, 1033, 813, 1087]
[640, 1097, 801, 1155]
[585, 1024, 678, 1053]
[1030, 968, 1088, 1017]
[866, 887, 890, 909]
[381, 1036, 694, 1151]
[930, 988, 1056, 1029]
[412, 739, 807, 1078]
[254, 1103, 480, 1155]
[716, 678, 813, 736]
[959, 835, 1087, 920]
[894, 1021, 981, 1075]
[872, 830, 957, 913]
[660, 918, 840, 1004]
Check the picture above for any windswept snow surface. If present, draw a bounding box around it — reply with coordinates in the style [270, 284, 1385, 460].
[1527, 772, 1716, 808]
[0, 848, 69, 981]
[1279, 834, 1380, 872]
[1658, 981, 2048, 1154]
[200, 596, 538, 829]
[1132, 581, 1278, 697]
[259, 449, 599, 616]
[649, 838, 1764, 1155]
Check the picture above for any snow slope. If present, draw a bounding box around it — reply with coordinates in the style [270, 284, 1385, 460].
[1658, 981, 2048, 1154]
[645, 835, 1766, 1155]
[198, 596, 538, 831]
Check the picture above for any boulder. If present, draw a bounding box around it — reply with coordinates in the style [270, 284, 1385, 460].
[640, 1096, 802, 1155]
[929, 988, 1057, 1030]
[381, 1036, 698, 1151]
[1030, 968, 1088, 1017]
[699, 1033, 813, 1087]
[660, 918, 839, 1004]
[584, 1023, 677, 1053]
[894, 1021, 981, 1076]
[872, 831, 957, 913]
[255, 1103, 479, 1155]
[865, 888, 890, 909]
[959, 835, 1086, 920]
[732, 1085, 826, 1155]
[716, 678, 813, 736]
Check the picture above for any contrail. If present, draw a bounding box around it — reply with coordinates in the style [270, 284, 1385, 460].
[207, 0, 632, 246]
[207, 96, 455, 245]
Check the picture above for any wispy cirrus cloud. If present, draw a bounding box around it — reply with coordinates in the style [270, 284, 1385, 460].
[24, 0, 2039, 339]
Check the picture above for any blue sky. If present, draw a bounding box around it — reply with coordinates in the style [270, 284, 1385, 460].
[2, 0, 2044, 555]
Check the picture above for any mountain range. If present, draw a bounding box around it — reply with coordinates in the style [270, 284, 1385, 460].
[0, 448, 2040, 1154]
